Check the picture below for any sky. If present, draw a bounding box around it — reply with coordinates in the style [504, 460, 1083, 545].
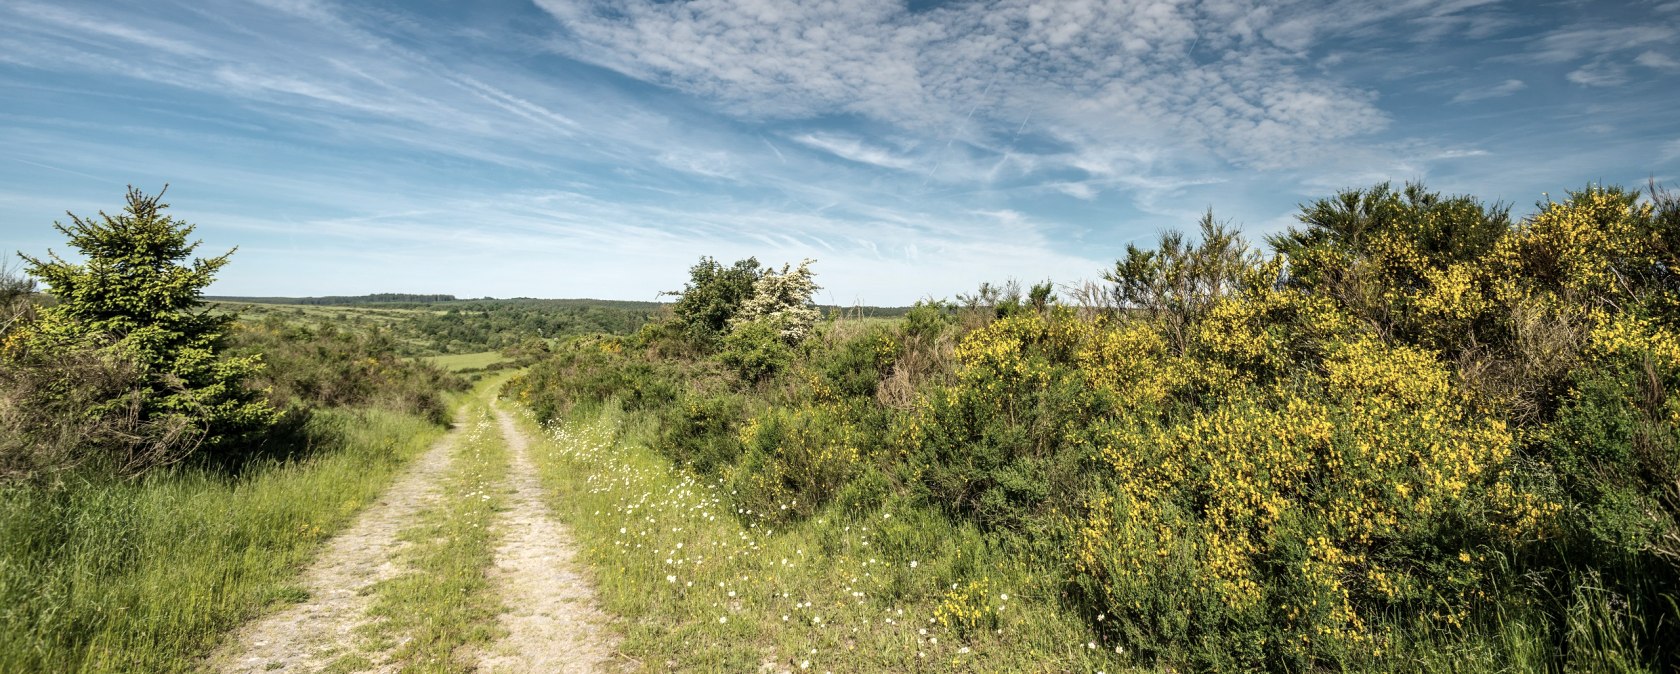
[2, 0, 1678, 305]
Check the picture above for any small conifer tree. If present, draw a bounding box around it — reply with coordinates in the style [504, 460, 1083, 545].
[18, 186, 274, 459]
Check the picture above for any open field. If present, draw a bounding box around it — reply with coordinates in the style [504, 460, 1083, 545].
[422, 350, 511, 372]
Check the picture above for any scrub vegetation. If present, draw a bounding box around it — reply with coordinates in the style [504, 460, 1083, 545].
[0, 188, 465, 672]
[507, 181, 1680, 672]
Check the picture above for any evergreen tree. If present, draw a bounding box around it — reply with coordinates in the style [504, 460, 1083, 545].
[18, 186, 274, 457]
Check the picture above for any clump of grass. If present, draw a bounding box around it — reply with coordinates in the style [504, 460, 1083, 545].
[0, 407, 444, 674]
[518, 403, 1121, 673]
[351, 391, 509, 673]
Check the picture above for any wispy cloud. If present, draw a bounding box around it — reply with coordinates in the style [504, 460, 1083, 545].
[1662, 139, 1680, 163]
[2, 0, 1677, 303]
[1529, 25, 1675, 64]
[537, 0, 1410, 171]
[790, 134, 918, 172]
[1451, 78, 1525, 103]
[8, 1, 210, 58]
[1567, 59, 1630, 87]
[1636, 50, 1680, 70]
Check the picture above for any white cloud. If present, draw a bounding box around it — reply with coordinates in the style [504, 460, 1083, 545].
[1431, 148, 1490, 159]
[1451, 78, 1525, 103]
[8, 1, 210, 58]
[790, 133, 918, 171]
[1529, 25, 1675, 63]
[1051, 182, 1099, 200]
[1636, 50, 1680, 70]
[1567, 60, 1630, 87]
[536, 0, 1424, 171]
[1661, 139, 1680, 163]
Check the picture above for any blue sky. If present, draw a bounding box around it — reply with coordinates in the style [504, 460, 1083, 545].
[2, 0, 1678, 305]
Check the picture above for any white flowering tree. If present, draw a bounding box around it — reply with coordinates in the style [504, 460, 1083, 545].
[729, 259, 820, 343]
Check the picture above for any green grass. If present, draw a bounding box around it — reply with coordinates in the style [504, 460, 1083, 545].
[349, 383, 510, 672]
[0, 407, 446, 674]
[516, 402, 1122, 673]
[421, 351, 510, 372]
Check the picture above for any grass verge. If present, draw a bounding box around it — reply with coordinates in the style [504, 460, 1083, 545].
[347, 384, 509, 673]
[0, 407, 446, 674]
[517, 402, 1120, 673]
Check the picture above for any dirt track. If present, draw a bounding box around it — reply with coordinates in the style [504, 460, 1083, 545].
[206, 400, 619, 673]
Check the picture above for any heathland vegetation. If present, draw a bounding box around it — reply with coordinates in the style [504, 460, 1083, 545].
[2, 180, 1677, 672]
[507, 182, 1680, 672]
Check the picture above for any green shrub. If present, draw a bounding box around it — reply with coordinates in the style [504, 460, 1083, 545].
[718, 318, 793, 381]
[810, 323, 898, 399]
[667, 256, 761, 346]
[653, 392, 747, 475]
[507, 337, 691, 420]
[905, 309, 1106, 533]
[728, 404, 863, 522]
[230, 316, 465, 425]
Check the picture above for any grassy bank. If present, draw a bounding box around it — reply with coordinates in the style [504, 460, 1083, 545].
[0, 407, 446, 674]
[518, 403, 1111, 672]
[347, 387, 510, 673]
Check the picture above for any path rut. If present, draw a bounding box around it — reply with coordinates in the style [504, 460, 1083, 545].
[205, 423, 461, 673]
[476, 405, 622, 673]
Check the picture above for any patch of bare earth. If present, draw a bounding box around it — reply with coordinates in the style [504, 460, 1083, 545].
[477, 405, 625, 674]
[204, 425, 460, 673]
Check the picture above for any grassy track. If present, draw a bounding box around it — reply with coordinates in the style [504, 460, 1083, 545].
[346, 386, 510, 672]
[517, 403, 1117, 673]
[0, 408, 446, 674]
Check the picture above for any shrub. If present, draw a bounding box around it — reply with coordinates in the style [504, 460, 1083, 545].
[727, 403, 862, 522]
[653, 391, 747, 475]
[906, 309, 1107, 533]
[1105, 211, 1262, 351]
[718, 318, 794, 382]
[230, 316, 464, 425]
[729, 258, 820, 343]
[666, 256, 761, 346]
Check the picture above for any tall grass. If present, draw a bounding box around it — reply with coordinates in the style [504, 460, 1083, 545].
[0, 407, 444, 673]
[520, 403, 1118, 673]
